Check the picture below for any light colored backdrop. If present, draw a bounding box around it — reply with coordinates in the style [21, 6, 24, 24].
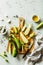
[0, 0, 43, 65]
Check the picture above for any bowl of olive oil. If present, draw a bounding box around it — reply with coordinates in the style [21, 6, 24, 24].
[32, 15, 40, 23]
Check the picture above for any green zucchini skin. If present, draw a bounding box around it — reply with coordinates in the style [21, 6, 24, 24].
[36, 22, 43, 29]
[11, 44, 17, 57]
[11, 34, 21, 49]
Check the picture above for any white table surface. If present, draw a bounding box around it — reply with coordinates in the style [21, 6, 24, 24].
[0, 0, 43, 65]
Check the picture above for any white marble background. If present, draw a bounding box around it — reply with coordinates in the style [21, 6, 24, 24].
[0, 0, 43, 65]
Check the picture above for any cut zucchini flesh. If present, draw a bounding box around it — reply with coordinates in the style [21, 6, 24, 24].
[29, 32, 35, 38]
[24, 24, 32, 35]
[13, 26, 18, 33]
[7, 42, 11, 54]
[22, 24, 26, 32]
[20, 32, 28, 43]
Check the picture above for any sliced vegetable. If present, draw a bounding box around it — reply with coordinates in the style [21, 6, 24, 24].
[22, 24, 26, 32]
[7, 42, 11, 54]
[36, 22, 43, 29]
[20, 32, 28, 43]
[13, 26, 18, 33]
[28, 32, 36, 40]
[11, 34, 21, 49]
[24, 24, 32, 35]
[3, 51, 7, 57]
[10, 27, 14, 34]
[29, 41, 33, 49]
[17, 27, 20, 32]
[19, 17, 25, 30]
[29, 44, 34, 53]
[20, 40, 24, 45]
[10, 26, 18, 34]
[11, 44, 17, 57]
[0, 54, 9, 63]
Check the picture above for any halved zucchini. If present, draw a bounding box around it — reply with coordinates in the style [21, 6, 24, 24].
[22, 24, 26, 32]
[20, 32, 28, 43]
[11, 44, 17, 57]
[19, 17, 25, 30]
[7, 42, 11, 54]
[36, 22, 43, 29]
[13, 26, 18, 34]
[28, 32, 36, 40]
[24, 24, 32, 35]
